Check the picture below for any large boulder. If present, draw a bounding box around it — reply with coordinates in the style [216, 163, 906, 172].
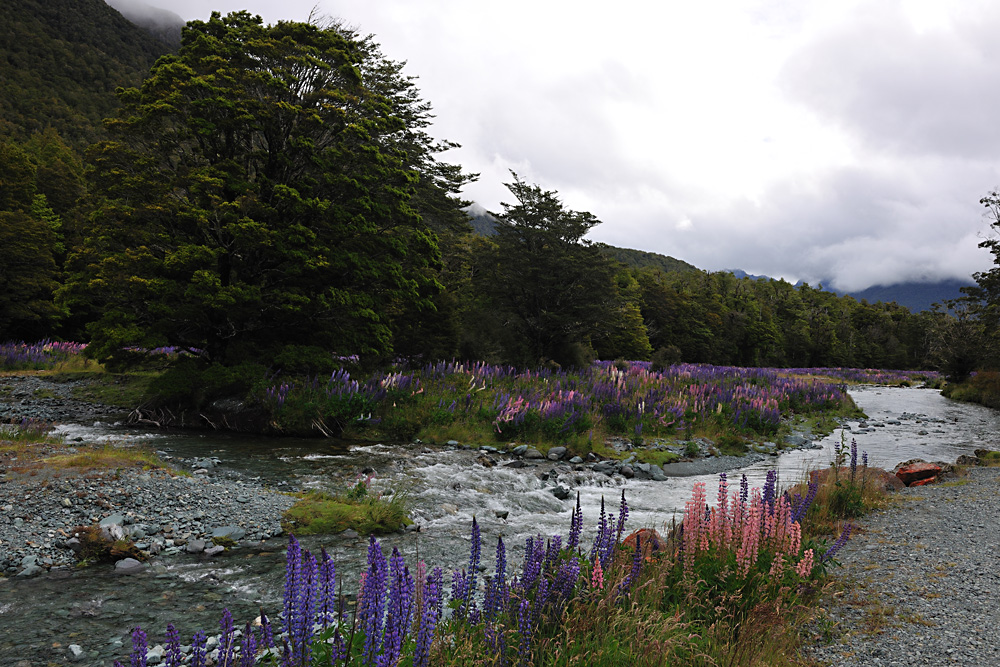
[895, 462, 942, 486]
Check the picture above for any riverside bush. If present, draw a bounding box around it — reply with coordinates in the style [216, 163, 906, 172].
[116, 466, 868, 667]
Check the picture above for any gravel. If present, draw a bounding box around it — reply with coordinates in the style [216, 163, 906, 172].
[801, 465, 1000, 666]
[0, 454, 296, 576]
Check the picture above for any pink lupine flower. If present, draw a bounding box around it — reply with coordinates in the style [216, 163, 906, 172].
[795, 549, 814, 578]
[768, 553, 785, 578]
[591, 556, 604, 591]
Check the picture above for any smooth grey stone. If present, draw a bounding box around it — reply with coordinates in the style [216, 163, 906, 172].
[114, 558, 145, 573]
[211, 525, 246, 541]
[547, 446, 567, 461]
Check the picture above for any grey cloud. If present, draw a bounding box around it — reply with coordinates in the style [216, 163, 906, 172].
[781, 3, 1000, 159]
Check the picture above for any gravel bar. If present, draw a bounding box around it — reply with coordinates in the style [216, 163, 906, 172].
[801, 465, 1000, 666]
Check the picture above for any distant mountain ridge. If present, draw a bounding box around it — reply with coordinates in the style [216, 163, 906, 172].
[727, 269, 973, 312]
[467, 208, 697, 274]
[105, 0, 185, 47]
[835, 279, 974, 313]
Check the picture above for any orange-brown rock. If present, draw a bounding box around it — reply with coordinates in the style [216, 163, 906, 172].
[623, 528, 664, 559]
[895, 462, 942, 486]
[909, 475, 938, 487]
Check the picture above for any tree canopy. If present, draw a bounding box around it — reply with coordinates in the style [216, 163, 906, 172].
[66, 12, 450, 366]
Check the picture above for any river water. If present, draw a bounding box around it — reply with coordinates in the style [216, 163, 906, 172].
[1, 385, 996, 665]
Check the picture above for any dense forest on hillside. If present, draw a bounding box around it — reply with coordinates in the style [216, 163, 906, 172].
[0, 2, 996, 399]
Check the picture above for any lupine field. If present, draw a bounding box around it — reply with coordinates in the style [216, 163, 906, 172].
[112, 459, 867, 666]
[260, 359, 939, 444]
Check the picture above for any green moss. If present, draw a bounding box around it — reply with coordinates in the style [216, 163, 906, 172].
[281, 489, 410, 536]
[635, 450, 680, 467]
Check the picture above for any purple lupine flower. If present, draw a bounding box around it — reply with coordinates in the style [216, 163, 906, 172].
[130, 627, 148, 667]
[450, 569, 468, 611]
[286, 550, 318, 665]
[543, 535, 562, 572]
[259, 609, 274, 649]
[318, 548, 337, 629]
[531, 576, 551, 628]
[821, 523, 853, 562]
[791, 471, 820, 524]
[519, 536, 545, 593]
[218, 608, 236, 667]
[614, 489, 630, 543]
[378, 548, 414, 667]
[589, 496, 608, 564]
[762, 469, 777, 513]
[554, 559, 580, 605]
[850, 439, 858, 481]
[740, 474, 749, 505]
[863, 450, 869, 469]
[359, 537, 389, 666]
[516, 597, 533, 667]
[282, 535, 303, 643]
[462, 516, 482, 618]
[164, 624, 182, 667]
[190, 631, 207, 667]
[413, 568, 443, 667]
[567, 492, 584, 550]
[495, 535, 509, 614]
[239, 622, 258, 667]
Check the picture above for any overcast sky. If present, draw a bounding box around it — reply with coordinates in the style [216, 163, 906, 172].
[133, 0, 1000, 290]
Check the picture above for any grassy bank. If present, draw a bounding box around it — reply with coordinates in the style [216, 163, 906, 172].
[941, 370, 1000, 410]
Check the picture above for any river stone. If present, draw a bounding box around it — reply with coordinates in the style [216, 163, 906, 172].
[619, 464, 635, 479]
[211, 525, 246, 541]
[495, 510, 509, 520]
[146, 645, 166, 665]
[593, 461, 616, 476]
[204, 545, 226, 557]
[547, 446, 567, 461]
[550, 485, 571, 500]
[523, 448, 544, 459]
[784, 435, 808, 447]
[569, 456, 583, 464]
[341, 529, 360, 538]
[511, 445, 528, 456]
[649, 464, 668, 481]
[186, 539, 207, 554]
[100, 513, 126, 527]
[114, 558, 145, 573]
[68, 644, 86, 661]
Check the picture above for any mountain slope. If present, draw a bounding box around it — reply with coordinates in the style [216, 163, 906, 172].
[0, 0, 172, 147]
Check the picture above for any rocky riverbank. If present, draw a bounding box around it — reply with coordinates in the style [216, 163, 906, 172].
[0, 443, 297, 578]
[801, 463, 1000, 666]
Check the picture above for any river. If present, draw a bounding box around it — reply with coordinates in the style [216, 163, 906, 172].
[0, 385, 996, 665]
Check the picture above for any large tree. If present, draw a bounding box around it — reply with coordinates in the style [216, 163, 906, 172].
[65, 12, 446, 366]
[475, 174, 621, 367]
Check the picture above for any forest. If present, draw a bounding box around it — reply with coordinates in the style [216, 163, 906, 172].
[1, 3, 997, 406]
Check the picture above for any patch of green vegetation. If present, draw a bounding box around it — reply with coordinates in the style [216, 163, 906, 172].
[978, 450, 1000, 466]
[68, 372, 158, 408]
[281, 487, 410, 536]
[634, 449, 680, 467]
[43, 444, 178, 473]
[32, 387, 56, 399]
